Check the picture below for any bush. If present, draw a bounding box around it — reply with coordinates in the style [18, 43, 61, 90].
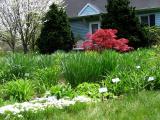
[101, 0, 148, 48]
[144, 26, 160, 46]
[81, 29, 133, 52]
[37, 3, 74, 54]
[2, 79, 35, 102]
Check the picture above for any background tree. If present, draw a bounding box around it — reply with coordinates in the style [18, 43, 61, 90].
[37, 3, 74, 54]
[0, 31, 17, 52]
[101, 0, 148, 48]
[0, 0, 64, 53]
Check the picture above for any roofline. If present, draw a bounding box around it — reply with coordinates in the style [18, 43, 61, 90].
[136, 7, 160, 14]
[69, 7, 160, 20]
[78, 3, 101, 16]
[69, 13, 105, 20]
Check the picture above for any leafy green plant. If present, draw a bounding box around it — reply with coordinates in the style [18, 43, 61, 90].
[75, 82, 100, 99]
[33, 67, 60, 88]
[103, 64, 157, 95]
[3, 79, 35, 102]
[32, 80, 47, 97]
[0, 98, 4, 107]
[50, 84, 75, 99]
[144, 26, 160, 46]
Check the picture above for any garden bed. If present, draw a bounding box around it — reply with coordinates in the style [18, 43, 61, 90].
[0, 48, 160, 119]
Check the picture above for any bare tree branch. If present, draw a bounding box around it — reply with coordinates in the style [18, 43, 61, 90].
[0, 0, 64, 53]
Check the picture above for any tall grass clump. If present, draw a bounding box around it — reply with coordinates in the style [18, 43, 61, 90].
[62, 51, 119, 87]
[62, 52, 102, 87]
[101, 50, 119, 73]
[0, 53, 57, 83]
[0, 53, 37, 83]
[33, 66, 60, 89]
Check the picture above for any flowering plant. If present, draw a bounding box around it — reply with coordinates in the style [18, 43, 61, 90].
[81, 29, 134, 52]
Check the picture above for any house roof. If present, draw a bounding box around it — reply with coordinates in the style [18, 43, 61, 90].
[65, 0, 160, 17]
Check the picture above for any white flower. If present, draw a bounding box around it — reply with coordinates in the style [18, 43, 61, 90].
[99, 87, 108, 93]
[148, 77, 155, 82]
[43, 20, 48, 23]
[0, 95, 92, 115]
[17, 115, 23, 118]
[24, 73, 30, 77]
[112, 78, 120, 83]
[136, 66, 141, 69]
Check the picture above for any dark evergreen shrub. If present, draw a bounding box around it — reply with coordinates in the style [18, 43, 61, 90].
[101, 0, 148, 48]
[37, 3, 74, 54]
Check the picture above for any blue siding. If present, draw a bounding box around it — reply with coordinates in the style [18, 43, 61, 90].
[80, 6, 98, 16]
[155, 13, 160, 26]
[71, 12, 160, 40]
[71, 21, 89, 39]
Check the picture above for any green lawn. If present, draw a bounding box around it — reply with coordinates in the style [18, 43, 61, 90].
[2, 91, 160, 120]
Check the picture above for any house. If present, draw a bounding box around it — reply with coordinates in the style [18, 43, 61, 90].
[65, 0, 160, 40]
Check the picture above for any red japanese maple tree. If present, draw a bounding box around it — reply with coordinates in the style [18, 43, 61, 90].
[81, 29, 134, 52]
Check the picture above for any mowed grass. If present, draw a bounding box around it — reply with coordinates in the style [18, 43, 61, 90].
[2, 91, 160, 120]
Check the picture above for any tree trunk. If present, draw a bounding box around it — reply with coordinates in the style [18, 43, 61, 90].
[12, 46, 15, 53]
[31, 43, 35, 51]
[23, 43, 28, 54]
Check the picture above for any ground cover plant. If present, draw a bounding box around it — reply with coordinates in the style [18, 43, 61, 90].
[1, 91, 160, 120]
[0, 47, 160, 119]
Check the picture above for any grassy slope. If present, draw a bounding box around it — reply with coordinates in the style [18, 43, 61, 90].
[3, 91, 160, 120]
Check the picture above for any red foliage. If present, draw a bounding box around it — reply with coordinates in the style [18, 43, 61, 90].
[81, 29, 134, 52]
[81, 40, 95, 50]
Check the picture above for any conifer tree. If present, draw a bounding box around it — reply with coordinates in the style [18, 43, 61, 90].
[37, 3, 74, 54]
[101, 0, 148, 48]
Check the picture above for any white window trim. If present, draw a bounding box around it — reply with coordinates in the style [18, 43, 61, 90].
[139, 14, 155, 26]
[89, 22, 101, 34]
[78, 3, 100, 16]
[139, 15, 150, 26]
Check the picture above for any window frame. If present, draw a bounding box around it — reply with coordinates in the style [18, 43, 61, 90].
[89, 21, 101, 34]
[139, 14, 155, 26]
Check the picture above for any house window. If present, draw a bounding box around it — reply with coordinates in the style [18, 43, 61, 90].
[89, 22, 101, 34]
[140, 14, 155, 26]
